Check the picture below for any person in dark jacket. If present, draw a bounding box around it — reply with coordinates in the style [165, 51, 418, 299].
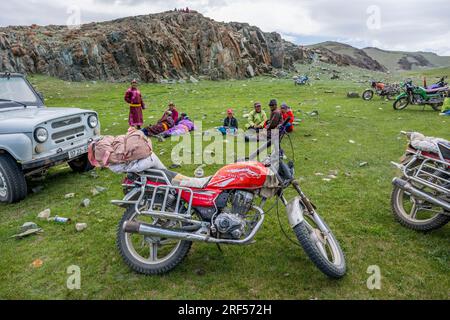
[218, 109, 238, 135]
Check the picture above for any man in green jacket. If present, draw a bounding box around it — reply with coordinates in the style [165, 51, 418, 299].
[245, 102, 268, 132]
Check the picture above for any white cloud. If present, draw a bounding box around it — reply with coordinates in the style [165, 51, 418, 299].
[0, 0, 449, 56]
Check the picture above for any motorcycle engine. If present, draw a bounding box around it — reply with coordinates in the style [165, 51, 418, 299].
[214, 191, 254, 239]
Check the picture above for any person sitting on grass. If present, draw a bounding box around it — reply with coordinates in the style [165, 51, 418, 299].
[166, 102, 179, 124]
[440, 93, 450, 116]
[280, 103, 295, 133]
[142, 110, 175, 137]
[218, 109, 238, 135]
[245, 102, 267, 132]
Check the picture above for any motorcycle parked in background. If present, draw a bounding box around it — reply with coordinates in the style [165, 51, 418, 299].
[362, 81, 400, 101]
[294, 75, 310, 86]
[112, 120, 346, 278]
[393, 80, 448, 111]
[391, 132, 450, 231]
[425, 76, 448, 90]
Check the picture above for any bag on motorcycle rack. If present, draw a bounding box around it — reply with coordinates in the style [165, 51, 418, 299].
[88, 128, 152, 167]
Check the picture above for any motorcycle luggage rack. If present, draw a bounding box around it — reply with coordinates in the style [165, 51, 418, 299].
[406, 157, 450, 195]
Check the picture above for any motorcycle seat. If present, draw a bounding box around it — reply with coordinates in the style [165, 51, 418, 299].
[144, 169, 212, 189]
[172, 174, 212, 189]
[425, 87, 448, 94]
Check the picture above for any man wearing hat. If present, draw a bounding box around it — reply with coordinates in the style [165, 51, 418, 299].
[124, 79, 146, 129]
[265, 99, 283, 131]
[218, 108, 238, 135]
[245, 102, 267, 132]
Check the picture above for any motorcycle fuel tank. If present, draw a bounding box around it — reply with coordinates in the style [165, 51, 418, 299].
[207, 162, 269, 190]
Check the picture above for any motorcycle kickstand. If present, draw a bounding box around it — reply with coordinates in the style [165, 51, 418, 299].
[216, 244, 223, 254]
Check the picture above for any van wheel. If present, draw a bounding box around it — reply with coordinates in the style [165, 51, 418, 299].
[0, 154, 28, 203]
[68, 154, 94, 173]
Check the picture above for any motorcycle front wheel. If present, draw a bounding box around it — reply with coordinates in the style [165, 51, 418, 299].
[293, 210, 346, 279]
[362, 90, 374, 101]
[393, 97, 409, 110]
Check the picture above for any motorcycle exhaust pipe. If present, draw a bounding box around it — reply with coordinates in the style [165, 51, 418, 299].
[392, 178, 450, 212]
[123, 221, 210, 242]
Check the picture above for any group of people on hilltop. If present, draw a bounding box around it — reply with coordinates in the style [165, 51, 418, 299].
[124, 80, 295, 142]
[174, 7, 191, 13]
[218, 99, 295, 137]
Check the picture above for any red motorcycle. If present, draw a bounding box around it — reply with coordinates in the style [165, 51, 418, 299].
[112, 122, 346, 278]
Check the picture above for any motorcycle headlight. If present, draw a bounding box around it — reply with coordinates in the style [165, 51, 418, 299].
[88, 115, 98, 128]
[34, 127, 48, 143]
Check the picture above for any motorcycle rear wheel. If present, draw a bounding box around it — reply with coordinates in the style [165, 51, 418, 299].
[391, 184, 450, 232]
[117, 205, 192, 275]
[293, 212, 346, 279]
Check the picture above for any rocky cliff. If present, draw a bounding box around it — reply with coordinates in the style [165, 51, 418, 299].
[0, 11, 314, 82]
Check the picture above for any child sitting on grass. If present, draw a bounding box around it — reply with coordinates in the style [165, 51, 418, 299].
[218, 109, 238, 135]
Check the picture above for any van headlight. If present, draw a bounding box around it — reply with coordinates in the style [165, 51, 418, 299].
[34, 127, 48, 143]
[88, 115, 98, 128]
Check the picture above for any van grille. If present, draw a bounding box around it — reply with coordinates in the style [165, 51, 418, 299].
[52, 126, 85, 143]
[51, 117, 82, 129]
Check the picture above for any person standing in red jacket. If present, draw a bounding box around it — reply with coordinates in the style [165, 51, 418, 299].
[124, 79, 146, 129]
[280, 103, 295, 132]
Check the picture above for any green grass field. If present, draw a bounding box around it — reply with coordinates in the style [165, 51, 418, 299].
[0, 68, 448, 299]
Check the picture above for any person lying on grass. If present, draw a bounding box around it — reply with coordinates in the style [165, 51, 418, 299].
[157, 113, 196, 140]
[218, 109, 238, 135]
[142, 110, 175, 137]
[245, 102, 267, 132]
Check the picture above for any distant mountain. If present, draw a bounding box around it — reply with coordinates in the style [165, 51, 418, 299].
[306, 41, 450, 72]
[362, 47, 450, 71]
[306, 41, 387, 72]
[1, 10, 449, 82]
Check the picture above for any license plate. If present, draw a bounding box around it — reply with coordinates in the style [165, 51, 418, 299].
[68, 146, 88, 159]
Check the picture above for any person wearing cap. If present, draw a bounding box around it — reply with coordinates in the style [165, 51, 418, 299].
[245, 102, 267, 132]
[265, 99, 283, 131]
[218, 109, 238, 135]
[280, 103, 295, 132]
[124, 79, 146, 129]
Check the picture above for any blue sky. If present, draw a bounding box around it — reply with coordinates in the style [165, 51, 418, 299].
[1, 0, 449, 56]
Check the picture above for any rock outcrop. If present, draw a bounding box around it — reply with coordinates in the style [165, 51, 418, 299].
[0, 11, 314, 82]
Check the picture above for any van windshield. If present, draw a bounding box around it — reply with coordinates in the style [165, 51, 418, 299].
[0, 77, 39, 108]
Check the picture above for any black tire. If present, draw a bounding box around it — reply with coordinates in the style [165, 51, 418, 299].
[0, 154, 28, 204]
[117, 206, 192, 275]
[386, 93, 397, 101]
[393, 97, 409, 110]
[362, 90, 374, 101]
[431, 103, 442, 111]
[293, 221, 346, 279]
[68, 154, 94, 173]
[391, 185, 450, 232]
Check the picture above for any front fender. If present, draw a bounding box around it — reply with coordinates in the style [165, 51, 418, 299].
[0, 133, 33, 162]
[285, 196, 305, 228]
[395, 92, 407, 100]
